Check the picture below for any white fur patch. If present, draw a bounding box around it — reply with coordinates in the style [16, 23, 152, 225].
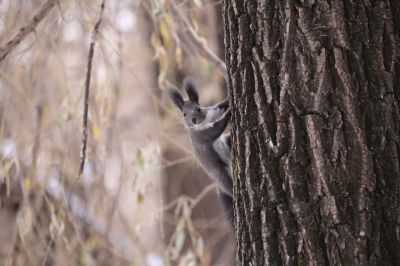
[203, 107, 224, 124]
[192, 122, 213, 131]
[213, 135, 231, 167]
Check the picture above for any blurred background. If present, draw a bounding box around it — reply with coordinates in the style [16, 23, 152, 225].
[0, 0, 233, 265]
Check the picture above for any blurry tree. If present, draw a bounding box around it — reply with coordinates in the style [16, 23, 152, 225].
[145, 1, 235, 265]
[0, 0, 236, 264]
[0, 0, 164, 265]
[224, 0, 400, 265]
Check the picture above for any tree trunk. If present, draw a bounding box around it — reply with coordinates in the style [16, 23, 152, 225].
[223, 0, 400, 265]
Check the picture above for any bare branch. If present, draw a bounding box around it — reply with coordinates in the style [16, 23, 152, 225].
[77, 0, 105, 180]
[169, 3, 227, 78]
[0, 0, 58, 62]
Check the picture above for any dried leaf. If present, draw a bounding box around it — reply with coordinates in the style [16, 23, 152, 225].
[50, 207, 65, 240]
[174, 230, 185, 254]
[150, 33, 169, 87]
[136, 148, 145, 169]
[0, 160, 13, 183]
[175, 45, 182, 67]
[178, 251, 196, 266]
[195, 237, 204, 256]
[170, 224, 186, 260]
[16, 206, 33, 243]
[23, 178, 31, 193]
[61, 99, 74, 122]
[159, 17, 171, 47]
[153, 0, 165, 14]
[136, 192, 144, 204]
[80, 252, 89, 266]
[92, 123, 101, 140]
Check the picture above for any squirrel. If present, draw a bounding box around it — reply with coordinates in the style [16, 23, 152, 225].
[168, 78, 234, 227]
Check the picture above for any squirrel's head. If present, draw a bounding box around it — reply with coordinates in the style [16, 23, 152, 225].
[168, 78, 206, 127]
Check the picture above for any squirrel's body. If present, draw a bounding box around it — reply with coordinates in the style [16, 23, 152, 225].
[189, 129, 232, 197]
[169, 79, 233, 226]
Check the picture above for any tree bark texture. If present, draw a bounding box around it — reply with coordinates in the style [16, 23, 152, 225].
[223, 0, 400, 265]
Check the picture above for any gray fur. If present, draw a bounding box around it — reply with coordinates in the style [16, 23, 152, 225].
[168, 80, 233, 199]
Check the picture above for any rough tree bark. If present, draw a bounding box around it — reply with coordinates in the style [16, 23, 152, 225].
[223, 0, 400, 265]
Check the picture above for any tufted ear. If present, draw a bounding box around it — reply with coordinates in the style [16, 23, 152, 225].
[183, 77, 199, 104]
[168, 87, 184, 110]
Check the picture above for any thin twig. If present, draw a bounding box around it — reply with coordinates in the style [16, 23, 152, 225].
[169, 3, 227, 78]
[0, 0, 58, 62]
[159, 183, 217, 213]
[32, 102, 43, 173]
[77, 0, 105, 180]
[190, 183, 218, 209]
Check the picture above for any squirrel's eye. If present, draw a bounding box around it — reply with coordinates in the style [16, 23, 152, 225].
[183, 113, 186, 116]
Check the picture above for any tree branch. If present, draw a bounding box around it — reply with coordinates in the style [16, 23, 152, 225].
[77, 0, 105, 180]
[0, 0, 58, 62]
[169, 3, 227, 78]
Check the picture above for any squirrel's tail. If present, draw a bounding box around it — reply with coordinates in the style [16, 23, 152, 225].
[219, 191, 234, 230]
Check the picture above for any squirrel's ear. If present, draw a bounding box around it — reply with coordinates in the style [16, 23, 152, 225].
[168, 88, 184, 110]
[184, 77, 199, 104]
